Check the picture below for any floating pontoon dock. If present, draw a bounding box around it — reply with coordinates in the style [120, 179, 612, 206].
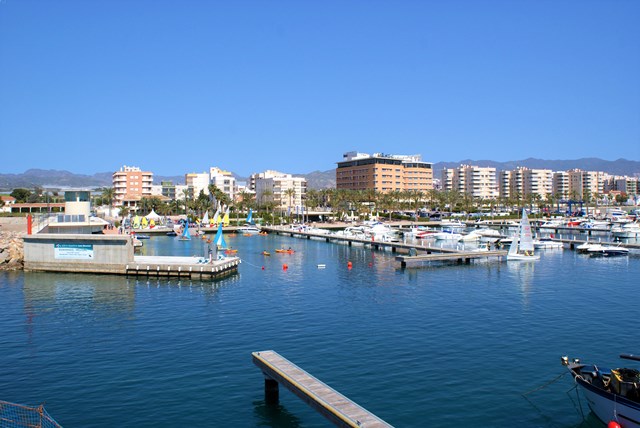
[253, 350, 393, 428]
[396, 250, 507, 268]
[125, 256, 240, 279]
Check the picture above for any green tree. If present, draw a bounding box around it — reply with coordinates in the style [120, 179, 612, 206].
[284, 188, 296, 219]
[10, 188, 31, 203]
[119, 206, 130, 222]
[101, 187, 115, 209]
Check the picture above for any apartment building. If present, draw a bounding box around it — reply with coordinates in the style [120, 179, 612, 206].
[112, 165, 153, 207]
[185, 172, 210, 198]
[441, 165, 497, 199]
[209, 167, 236, 202]
[603, 175, 639, 196]
[336, 152, 433, 193]
[552, 171, 570, 199]
[498, 167, 553, 200]
[251, 170, 307, 211]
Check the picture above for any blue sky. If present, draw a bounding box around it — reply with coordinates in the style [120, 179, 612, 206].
[1, 0, 639, 177]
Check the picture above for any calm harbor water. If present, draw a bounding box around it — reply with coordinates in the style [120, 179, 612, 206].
[1, 231, 638, 427]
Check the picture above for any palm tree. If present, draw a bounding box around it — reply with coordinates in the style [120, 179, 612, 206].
[284, 188, 296, 219]
[182, 189, 191, 216]
[119, 206, 130, 227]
[101, 187, 115, 216]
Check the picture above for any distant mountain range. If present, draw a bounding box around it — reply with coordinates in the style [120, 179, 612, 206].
[1, 158, 638, 191]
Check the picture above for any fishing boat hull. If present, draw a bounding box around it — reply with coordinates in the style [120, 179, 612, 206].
[564, 358, 640, 427]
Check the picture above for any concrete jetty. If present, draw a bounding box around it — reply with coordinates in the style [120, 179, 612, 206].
[23, 234, 240, 279]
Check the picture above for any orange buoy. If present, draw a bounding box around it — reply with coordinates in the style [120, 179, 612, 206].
[283, 264, 288, 270]
[608, 421, 621, 428]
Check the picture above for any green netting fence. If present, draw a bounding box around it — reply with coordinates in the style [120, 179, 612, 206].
[0, 400, 62, 428]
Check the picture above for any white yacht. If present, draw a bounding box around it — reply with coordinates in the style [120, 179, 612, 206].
[612, 222, 640, 239]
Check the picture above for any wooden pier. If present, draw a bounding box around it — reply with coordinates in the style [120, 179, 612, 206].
[252, 350, 393, 428]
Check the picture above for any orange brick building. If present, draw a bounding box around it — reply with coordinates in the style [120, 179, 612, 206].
[336, 152, 433, 193]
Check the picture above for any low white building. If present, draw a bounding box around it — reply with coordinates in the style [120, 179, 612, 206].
[1, 195, 16, 213]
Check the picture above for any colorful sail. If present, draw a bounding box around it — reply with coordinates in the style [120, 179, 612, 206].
[213, 223, 226, 249]
[180, 222, 191, 240]
[246, 209, 253, 224]
[212, 207, 220, 225]
[222, 207, 230, 227]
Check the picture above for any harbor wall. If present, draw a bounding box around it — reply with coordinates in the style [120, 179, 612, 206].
[23, 234, 134, 274]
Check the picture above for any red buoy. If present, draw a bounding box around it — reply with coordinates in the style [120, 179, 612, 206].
[282, 264, 288, 270]
[261, 266, 265, 270]
[608, 421, 622, 428]
[347, 261, 352, 269]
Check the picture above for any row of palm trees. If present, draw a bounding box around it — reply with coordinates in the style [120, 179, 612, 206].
[98, 185, 597, 223]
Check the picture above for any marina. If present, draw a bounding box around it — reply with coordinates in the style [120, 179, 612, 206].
[1, 227, 640, 427]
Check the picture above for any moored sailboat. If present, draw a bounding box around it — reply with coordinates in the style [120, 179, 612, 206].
[178, 222, 191, 241]
[507, 209, 540, 261]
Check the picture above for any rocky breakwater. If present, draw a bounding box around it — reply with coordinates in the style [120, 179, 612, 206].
[0, 231, 24, 271]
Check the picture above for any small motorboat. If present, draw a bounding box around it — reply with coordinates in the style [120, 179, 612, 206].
[588, 244, 630, 257]
[135, 234, 150, 239]
[562, 354, 640, 427]
[533, 238, 563, 249]
[166, 231, 177, 237]
[224, 249, 238, 254]
[262, 251, 271, 256]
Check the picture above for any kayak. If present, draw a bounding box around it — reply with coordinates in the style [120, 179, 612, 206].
[275, 249, 295, 254]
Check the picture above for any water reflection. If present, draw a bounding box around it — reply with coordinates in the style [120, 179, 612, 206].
[506, 259, 535, 305]
[252, 399, 304, 428]
[23, 272, 136, 314]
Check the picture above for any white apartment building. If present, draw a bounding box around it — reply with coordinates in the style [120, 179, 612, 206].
[552, 171, 570, 199]
[112, 165, 153, 208]
[498, 170, 512, 199]
[209, 167, 236, 202]
[185, 172, 210, 198]
[441, 165, 497, 199]
[251, 170, 307, 211]
[499, 168, 553, 201]
[551, 169, 604, 201]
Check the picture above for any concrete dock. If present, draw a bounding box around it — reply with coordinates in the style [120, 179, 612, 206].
[253, 350, 393, 428]
[23, 234, 240, 279]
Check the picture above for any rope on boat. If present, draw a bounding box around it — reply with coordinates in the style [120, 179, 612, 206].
[566, 383, 585, 420]
[522, 371, 568, 396]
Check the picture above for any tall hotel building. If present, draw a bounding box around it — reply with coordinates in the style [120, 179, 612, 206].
[441, 165, 497, 199]
[112, 165, 153, 207]
[336, 152, 433, 193]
